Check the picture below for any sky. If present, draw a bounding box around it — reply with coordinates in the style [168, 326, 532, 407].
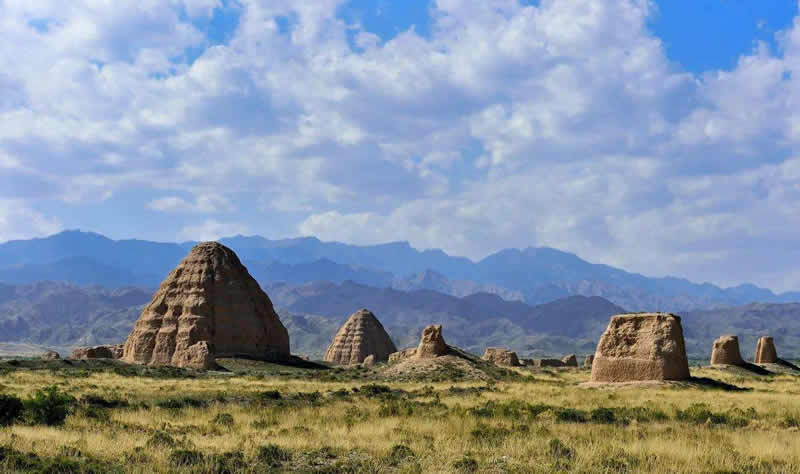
[1, 0, 800, 291]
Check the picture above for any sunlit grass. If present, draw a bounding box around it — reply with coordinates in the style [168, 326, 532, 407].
[1, 366, 799, 472]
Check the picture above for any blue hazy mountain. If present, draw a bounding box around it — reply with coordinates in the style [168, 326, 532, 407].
[0, 230, 798, 311]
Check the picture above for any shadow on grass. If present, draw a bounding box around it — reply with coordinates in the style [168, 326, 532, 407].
[687, 377, 751, 392]
[776, 358, 800, 371]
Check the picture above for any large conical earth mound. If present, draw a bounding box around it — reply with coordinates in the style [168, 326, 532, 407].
[122, 242, 290, 369]
[324, 309, 397, 365]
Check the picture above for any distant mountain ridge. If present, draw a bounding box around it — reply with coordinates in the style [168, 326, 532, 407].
[2, 280, 800, 359]
[0, 230, 798, 311]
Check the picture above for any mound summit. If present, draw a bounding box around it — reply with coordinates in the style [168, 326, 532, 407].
[121, 242, 290, 369]
[590, 313, 690, 383]
[324, 309, 396, 365]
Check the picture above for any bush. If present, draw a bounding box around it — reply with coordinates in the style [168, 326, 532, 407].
[590, 407, 617, 424]
[453, 455, 478, 473]
[256, 390, 282, 402]
[0, 394, 23, 426]
[360, 384, 392, 397]
[168, 449, 204, 467]
[675, 403, 748, 427]
[553, 407, 587, 423]
[471, 423, 511, 445]
[155, 396, 208, 410]
[146, 431, 176, 448]
[24, 386, 76, 426]
[549, 439, 575, 459]
[257, 444, 291, 468]
[212, 413, 234, 427]
[388, 444, 415, 465]
[209, 450, 245, 474]
[81, 394, 129, 409]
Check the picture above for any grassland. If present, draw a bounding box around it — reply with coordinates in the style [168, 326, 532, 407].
[1, 360, 800, 473]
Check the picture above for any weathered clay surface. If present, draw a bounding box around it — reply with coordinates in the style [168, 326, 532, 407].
[584, 354, 594, 367]
[324, 309, 396, 365]
[72, 344, 124, 360]
[562, 354, 578, 367]
[416, 324, 447, 358]
[754, 336, 777, 364]
[389, 348, 417, 362]
[41, 351, 60, 360]
[122, 242, 290, 369]
[710, 335, 744, 366]
[481, 347, 521, 367]
[591, 313, 690, 382]
[362, 355, 376, 367]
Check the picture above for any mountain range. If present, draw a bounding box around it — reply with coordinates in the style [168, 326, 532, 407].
[2, 279, 799, 359]
[0, 230, 797, 312]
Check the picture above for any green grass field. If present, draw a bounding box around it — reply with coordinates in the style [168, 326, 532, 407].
[1, 360, 799, 473]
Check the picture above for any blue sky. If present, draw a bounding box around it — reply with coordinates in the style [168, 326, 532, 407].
[2, 0, 800, 291]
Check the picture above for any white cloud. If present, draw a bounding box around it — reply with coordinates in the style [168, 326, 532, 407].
[147, 194, 233, 213]
[0, 200, 62, 242]
[2, 0, 800, 290]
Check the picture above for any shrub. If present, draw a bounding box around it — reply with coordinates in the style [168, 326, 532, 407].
[471, 423, 511, 445]
[549, 439, 575, 459]
[675, 403, 748, 427]
[590, 407, 617, 424]
[783, 415, 800, 428]
[155, 396, 208, 410]
[292, 391, 322, 403]
[146, 431, 176, 448]
[388, 444, 415, 466]
[209, 450, 245, 474]
[256, 390, 282, 402]
[360, 384, 392, 397]
[257, 444, 291, 468]
[81, 394, 129, 409]
[0, 394, 23, 426]
[168, 449, 204, 467]
[453, 455, 478, 473]
[553, 407, 587, 423]
[212, 413, 234, 427]
[24, 386, 76, 426]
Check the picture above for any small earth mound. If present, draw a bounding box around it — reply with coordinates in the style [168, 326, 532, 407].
[383, 326, 510, 380]
[562, 354, 578, 367]
[590, 313, 690, 383]
[324, 309, 396, 365]
[754, 336, 777, 364]
[481, 348, 521, 367]
[710, 335, 745, 366]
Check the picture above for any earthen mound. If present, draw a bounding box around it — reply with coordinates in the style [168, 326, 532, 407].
[584, 354, 594, 368]
[122, 242, 290, 369]
[710, 335, 744, 366]
[754, 336, 777, 364]
[72, 344, 124, 360]
[416, 324, 447, 358]
[562, 354, 578, 367]
[41, 351, 60, 361]
[591, 313, 690, 383]
[384, 325, 504, 380]
[324, 309, 396, 365]
[482, 348, 521, 367]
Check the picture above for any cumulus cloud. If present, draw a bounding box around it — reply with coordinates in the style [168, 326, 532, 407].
[0, 199, 62, 242]
[2, 0, 800, 290]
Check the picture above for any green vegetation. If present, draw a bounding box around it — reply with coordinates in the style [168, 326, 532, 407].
[0, 363, 799, 472]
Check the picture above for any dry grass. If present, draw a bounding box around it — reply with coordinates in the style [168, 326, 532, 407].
[1, 365, 799, 473]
